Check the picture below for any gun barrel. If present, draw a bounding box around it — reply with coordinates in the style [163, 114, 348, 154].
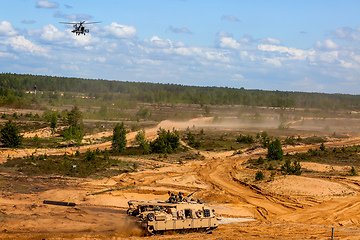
[43, 200, 76, 207]
[186, 191, 197, 199]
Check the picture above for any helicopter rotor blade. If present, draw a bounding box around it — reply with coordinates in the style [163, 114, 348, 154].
[82, 21, 102, 24]
[60, 21, 101, 25]
[59, 22, 78, 24]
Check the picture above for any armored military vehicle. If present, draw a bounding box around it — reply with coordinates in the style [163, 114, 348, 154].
[127, 198, 218, 235]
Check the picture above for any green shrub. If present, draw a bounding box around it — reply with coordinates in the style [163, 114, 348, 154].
[284, 136, 295, 146]
[32, 134, 41, 148]
[350, 166, 357, 176]
[112, 122, 127, 152]
[103, 149, 110, 161]
[136, 107, 152, 120]
[150, 128, 180, 154]
[266, 138, 283, 161]
[84, 149, 96, 162]
[255, 171, 264, 181]
[0, 120, 23, 147]
[278, 123, 290, 130]
[260, 131, 271, 148]
[320, 142, 326, 151]
[63, 126, 83, 146]
[281, 159, 302, 175]
[236, 134, 254, 144]
[186, 131, 201, 148]
[135, 129, 150, 154]
[132, 162, 138, 172]
[66, 105, 83, 127]
[256, 156, 265, 165]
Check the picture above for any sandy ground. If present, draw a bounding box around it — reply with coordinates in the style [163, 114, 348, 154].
[1, 117, 360, 239]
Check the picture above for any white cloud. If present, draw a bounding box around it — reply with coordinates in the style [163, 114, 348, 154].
[317, 51, 339, 63]
[36, 0, 59, 8]
[95, 57, 106, 63]
[133, 58, 163, 66]
[167, 25, 193, 34]
[332, 27, 360, 42]
[221, 14, 240, 22]
[143, 36, 172, 48]
[21, 20, 36, 24]
[0, 21, 18, 36]
[54, 11, 92, 21]
[2, 36, 50, 57]
[28, 24, 66, 42]
[0, 52, 17, 59]
[218, 37, 242, 50]
[264, 58, 281, 67]
[61, 63, 79, 71]
[204, 51, 231, 63]
[28, 24, 101, 47]
[232, 73, 244, 80]
[291, 77, 324, 91]
[69, 33, 101, 47]
[101, 22, 137, 39]
[173, 47, 194, 56]
[239, 51, 248, 59]
[257, 38, 282, 45]
[174, 41, 186, 47]
[315, 39, 339, 51]
[258, 44, 315, 60]
[216, 30, 233, 38]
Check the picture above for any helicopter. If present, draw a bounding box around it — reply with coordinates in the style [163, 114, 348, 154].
[59, 21, 101, 35]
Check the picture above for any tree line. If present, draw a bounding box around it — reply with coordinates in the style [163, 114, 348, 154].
[1, 73, 360, 110]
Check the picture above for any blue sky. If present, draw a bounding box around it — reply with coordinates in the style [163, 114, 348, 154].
[1, 0, 360, 94]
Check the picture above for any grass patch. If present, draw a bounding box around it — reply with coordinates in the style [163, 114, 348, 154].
[290, 145, 360, 166]
[300, 136, 326, 144]
[246, 145, 360, 176]
[180, 129, 255, 151]
[2, 150, 137, 178]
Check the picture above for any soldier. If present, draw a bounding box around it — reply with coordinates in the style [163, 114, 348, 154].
[168, 192, 176, 203]
[178, 191, 183, 202]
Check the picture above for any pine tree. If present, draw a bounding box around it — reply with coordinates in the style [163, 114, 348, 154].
[112, 122, 127, 152]
[0, 120, 23, 147]
[135, 129, 150, 154]
[150, 128, 180, 154]
[266, 138, 283, 161]
[320, 142, 326, 151]
[255, 171, 265, 181]
[66, 105, 82, 127]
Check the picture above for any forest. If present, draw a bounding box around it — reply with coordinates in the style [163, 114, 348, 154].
[0, 73, 359, 111]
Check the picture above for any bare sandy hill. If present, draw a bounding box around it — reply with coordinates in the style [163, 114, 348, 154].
[258, 175, 354, 199]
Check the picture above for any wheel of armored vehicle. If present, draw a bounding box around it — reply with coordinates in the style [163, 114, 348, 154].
[147, 212, 155, 221]
[196, 209, 203, 218]
[147, 225, 154, 235]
